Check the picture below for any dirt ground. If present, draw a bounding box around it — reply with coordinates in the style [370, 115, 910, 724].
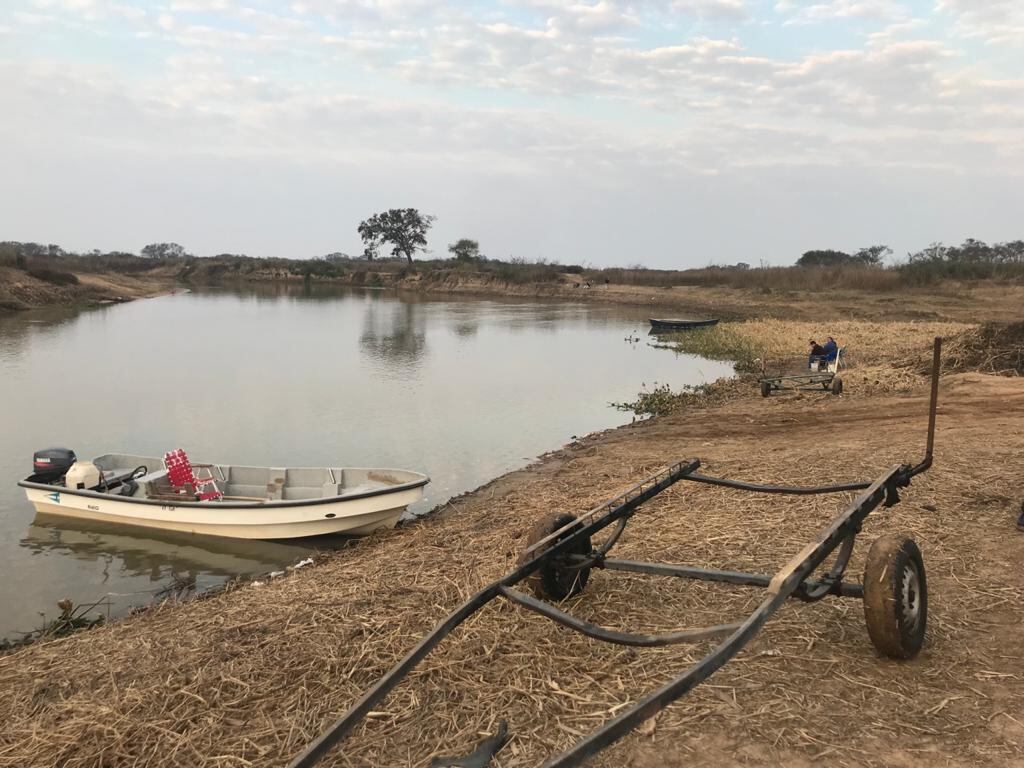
[1, 360, 1022, 766]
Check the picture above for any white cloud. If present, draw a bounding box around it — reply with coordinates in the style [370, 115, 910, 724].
[672, 0, 748, 20]
[168, 0, 233, 10]
[776, 0, 908, 25]
[937, 0, 1024, 46]
[30, 0, 147, 21]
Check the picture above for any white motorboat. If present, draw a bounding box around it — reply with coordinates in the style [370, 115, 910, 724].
[20, 449, 429, 540]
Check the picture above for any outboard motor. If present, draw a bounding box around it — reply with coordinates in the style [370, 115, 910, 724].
[32, 448, 77, 483]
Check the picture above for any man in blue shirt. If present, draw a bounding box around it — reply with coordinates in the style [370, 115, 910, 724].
[822, 336, 839, 363]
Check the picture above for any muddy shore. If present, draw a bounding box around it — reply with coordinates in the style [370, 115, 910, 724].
[1, 311, 1022, 767]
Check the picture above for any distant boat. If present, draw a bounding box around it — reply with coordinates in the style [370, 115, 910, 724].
[20, 451, 429, 540]
[648, 318, 720, 332]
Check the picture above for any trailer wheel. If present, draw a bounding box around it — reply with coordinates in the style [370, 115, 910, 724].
[520, 513, 592, 600]
[760, 381, 771, 398]
[863, 535, 927, 659]
[831, 377, 844, 395]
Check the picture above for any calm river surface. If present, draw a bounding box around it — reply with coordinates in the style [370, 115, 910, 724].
[0, 285, 732, 641]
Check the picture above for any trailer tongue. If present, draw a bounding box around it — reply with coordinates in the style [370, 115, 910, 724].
[289, 338, 944, 768]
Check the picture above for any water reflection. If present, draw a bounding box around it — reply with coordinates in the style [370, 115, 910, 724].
[23, 514, 310, 582]
[0, 303, 115, 363]
[189, 282, 391, 304]
[360, 300, 428, 366]
[452, 320, 479, 338]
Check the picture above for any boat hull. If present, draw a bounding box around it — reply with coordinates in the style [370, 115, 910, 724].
[21, 485, 422, 539]
[648, 318, 720, 331]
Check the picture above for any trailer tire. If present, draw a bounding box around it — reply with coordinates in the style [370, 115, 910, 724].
[863, 535, 927, 659]
[520, 513, 591, 600]
[831, 377, 844, 395]
[760, 381, 771, 398]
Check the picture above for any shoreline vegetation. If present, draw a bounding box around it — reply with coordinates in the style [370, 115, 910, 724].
[3, 238, 1024, 323]
[611, 319, 980, 417]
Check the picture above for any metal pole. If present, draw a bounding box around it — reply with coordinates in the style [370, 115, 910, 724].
[910, 336, 942, 478]
[926, 336, 941, 462]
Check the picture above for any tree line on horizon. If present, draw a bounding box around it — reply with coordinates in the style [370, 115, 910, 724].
[3, 205, 1023, 287]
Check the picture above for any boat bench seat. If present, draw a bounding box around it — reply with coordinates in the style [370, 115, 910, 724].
[225, 466, 341, 501]
[284, 467, 342, 500]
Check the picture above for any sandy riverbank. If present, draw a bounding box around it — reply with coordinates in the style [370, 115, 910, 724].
[1, 318, 1022, 767]
[0, 266, 179, 313]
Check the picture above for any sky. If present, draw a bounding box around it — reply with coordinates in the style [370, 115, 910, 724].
[0, 0, 1021, 268]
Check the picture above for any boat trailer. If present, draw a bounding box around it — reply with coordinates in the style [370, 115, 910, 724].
[759, 347, 847, 396]
[289, 338, 943, 768]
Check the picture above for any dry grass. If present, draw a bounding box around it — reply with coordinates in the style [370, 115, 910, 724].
[687, 319, 967, 365]
[644, 320, 971, 417]
[908, 322, 1024, 377]
[719, 319, 971, 395]
[626, 320, 968, 418]
[1, 368, 1023, 767]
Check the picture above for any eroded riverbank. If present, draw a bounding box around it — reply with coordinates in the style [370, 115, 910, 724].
[0, 265, 180, 312]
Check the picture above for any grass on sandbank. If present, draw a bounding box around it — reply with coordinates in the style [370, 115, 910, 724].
[616, 319, 971, 417]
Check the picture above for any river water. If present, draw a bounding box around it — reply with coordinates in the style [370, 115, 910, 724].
[0, 285, 731, 641]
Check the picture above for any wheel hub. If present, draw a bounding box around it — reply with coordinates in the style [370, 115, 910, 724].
[901, 562, 922, 632]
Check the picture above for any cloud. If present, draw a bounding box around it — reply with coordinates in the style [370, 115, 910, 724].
[776, 0, 908, 25]
[30, 0, 147, 21]
[672, 0, 748, 20]
[168, 0, 232, 10]
[937, 0, 1024, 46]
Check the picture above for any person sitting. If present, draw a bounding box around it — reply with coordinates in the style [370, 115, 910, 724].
[822, 336, 839, 363]
[808, 339, 826, 369]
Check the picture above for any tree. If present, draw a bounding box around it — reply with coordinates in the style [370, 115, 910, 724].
[796, 249, 852, 267]
[908, 242, 948, 264]
[853, 245, 892, 266]
[17, 242, 48, 259]
[141, 242, 187, 259]
[953, 238, 990, 263]
[448, 238, 481, 262]
[996, 240, 1024, 265]
[357, 209, 435, 265]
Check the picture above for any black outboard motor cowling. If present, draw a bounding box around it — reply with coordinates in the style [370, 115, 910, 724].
[33, 448, 76, 482]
